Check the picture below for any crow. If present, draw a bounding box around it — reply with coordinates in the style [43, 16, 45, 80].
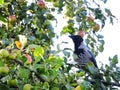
[69, 35, 98, 68]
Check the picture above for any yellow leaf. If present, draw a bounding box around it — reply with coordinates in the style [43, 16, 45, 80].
[75, 85, 81, 90]
[18, 35, 27, 49]
[15, 41, 21, 49]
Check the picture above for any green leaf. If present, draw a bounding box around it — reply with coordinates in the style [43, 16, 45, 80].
[45, 0, 54, 2]
[24, 18, 31, 24]
[102, 0, 107, 3]
[0, 16, 7, 26]
[63, 50, 70, 58]
[20, 55, 27, 63]
[58, 0, 64, 10]
[0, 0, 4, 4]
[43, 82, 49, 90]
[105, 8, 112, 16]
[0, 84, 9, 90]
[34, 46, 44, 63]
[19, 68, 30, 82]
[112, 55, 118, 65]
[65, 83, 73, 90]
[99, 44, 104, 52]
[0, 62, 4, 67]
[52, 87, 59, 90]
[98, 34, 104, 39]
[86, 62, 98, 75]
[99, 40, 105, 45]
[46, 55, 63, 70]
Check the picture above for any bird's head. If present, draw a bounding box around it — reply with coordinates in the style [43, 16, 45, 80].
[69, 35, 83, 51]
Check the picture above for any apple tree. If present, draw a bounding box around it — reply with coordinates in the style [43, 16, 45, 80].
[0, 0, 120, 90]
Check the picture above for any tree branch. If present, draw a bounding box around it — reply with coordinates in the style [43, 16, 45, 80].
[88, 79, 120, 87]
[14, 59, 45, 82]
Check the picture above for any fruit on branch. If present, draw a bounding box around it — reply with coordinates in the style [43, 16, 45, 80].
[24, 54, 32, 65]
[0, 49, 9, 58]
[8, 15, 16, 22]
[0, 66, 9, 76]
[78, 30, 85, 38]
[87, 16, 94, 23]
[7, 78, 18, 87]
[37, 0, 45, 9]
[93, 23, 100, 32]
[23, 84, 33, 90]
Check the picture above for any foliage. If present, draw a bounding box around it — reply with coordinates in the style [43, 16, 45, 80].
[0, 0, 120, 90]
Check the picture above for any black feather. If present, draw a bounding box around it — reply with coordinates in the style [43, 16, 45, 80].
[69, 35, 98, 68]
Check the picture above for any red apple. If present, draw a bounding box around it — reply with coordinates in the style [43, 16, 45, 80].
[8, 15, 16, 22]
[37, 0, 45, 9]
[24, 54, 32, 64]
[86, 16, 94, 23]
[93, 23, 100, 32]
[78, 30, 85, 38]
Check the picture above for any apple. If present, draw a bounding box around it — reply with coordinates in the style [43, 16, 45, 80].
[78, 30, 85, 38]
[0, 66, 9, 76]
[8, 53, 17, 59]
[93, 23, 100, 32]
[23, 84, 33, 90]
[37, 0, 45, 9]
[7, 78, 18, 87]
[0, 49, 9, 58]
[24, 54, 32, 65]
[8, 15, 16, 22]
[87, 16, 94, 23]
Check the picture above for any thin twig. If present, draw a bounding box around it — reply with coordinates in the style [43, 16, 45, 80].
[14, 59, 45, 82]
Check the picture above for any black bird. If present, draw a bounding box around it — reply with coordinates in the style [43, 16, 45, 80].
[69, 35, 98, 68]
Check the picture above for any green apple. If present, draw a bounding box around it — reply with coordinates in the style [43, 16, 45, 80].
[7, 78, 18, 87]
[23, 84, 33, 90]
[0, 66, 9, 76]
[8, 53, 17, 59]
[0, 49, 9, 58]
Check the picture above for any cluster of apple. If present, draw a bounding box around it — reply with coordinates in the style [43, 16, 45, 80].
[0, 49, 32, 64]
[0, 49, 33, 89]
[7, 78, 33, 90]
[86, 16, 100, 32]
[77, 16, 100, 38]
[7, 0, 45, 23]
